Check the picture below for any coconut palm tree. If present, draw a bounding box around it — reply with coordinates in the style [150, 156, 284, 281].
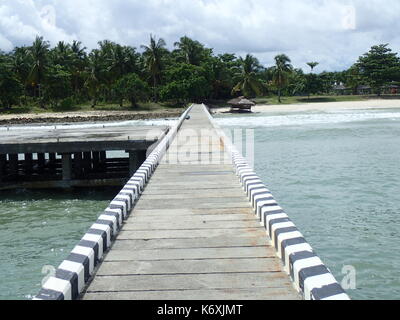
[28, 36, 50, 100]
[272, 54, 292, 103]
[174, 36, 208, 66]
[70, 40, 87, 95]
[141, 35, 167, 101]
[307, 62, 319, 73]
[12, 47, 31, 87]
[231, 54, 264, 98]
[85, 50, 103, 108]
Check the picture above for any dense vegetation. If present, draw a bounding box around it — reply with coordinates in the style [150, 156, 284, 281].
[1, 35, 400, 111]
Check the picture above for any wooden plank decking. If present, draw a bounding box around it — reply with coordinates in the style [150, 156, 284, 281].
[82, 105, 301, 300]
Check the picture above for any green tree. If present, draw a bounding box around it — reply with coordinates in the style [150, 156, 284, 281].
[287, 68, 307, 96]
[345, 65, 362, 95]
[356, 44, 400, 95]
[272, 54, 292, 103]
[70, 40, 88, 98]
[305, 61, 320, 98]
[141, 35, 167, 101]
[160, 63, 210, 104]
[231, 54, 264, 98]
[114, 73, 150, 108]
[85, 50, 104, 108]
[173, 36, 211, 66]
[43, 65, 73, 108]
[0, 56, 23, 109]
[307, 62, 319, 73]
[28, 36, 50, 101]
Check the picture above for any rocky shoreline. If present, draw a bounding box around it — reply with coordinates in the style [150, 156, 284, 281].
[0, 110, 183, 126]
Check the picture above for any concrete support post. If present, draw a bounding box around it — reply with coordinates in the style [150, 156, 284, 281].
[37, 153, 46, 174]
[100, 151, 107, 172]
[48, 153, 57, 173]
[61, 153, 72, 181]
[0, 154, 6, 182]
[83, 152, 92, 175]
[24, 153, 33, 175]
[74, 152, 83, 178]
[92, 151, 100, 172]
[9, 154, 19, 177]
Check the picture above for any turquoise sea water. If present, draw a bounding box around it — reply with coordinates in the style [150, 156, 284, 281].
[0, 188, 118, 300]
[1, 109, 399, 300]
[216, 108, 400, 300]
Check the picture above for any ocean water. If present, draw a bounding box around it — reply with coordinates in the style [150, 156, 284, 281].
[0, 118, 178, 300]
[216, 108, 400, 300]
[0, 188, 119, 300]
[1, 109, 399, 300]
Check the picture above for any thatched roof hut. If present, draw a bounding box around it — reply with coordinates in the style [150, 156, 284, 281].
[228, 96, 256, 112]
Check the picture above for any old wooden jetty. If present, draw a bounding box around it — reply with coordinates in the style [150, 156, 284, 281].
[35, 104, 350, 300]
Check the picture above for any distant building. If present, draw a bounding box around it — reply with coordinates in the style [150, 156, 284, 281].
[356, 85, 372, 95]
[332, 83, 351, 95]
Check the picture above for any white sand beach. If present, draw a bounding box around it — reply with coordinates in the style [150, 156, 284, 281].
[213, 99, 400, 114]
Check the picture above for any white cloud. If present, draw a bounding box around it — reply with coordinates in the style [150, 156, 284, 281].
[0, 0, 399, 71]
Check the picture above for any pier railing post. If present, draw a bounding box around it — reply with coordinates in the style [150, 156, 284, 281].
[61, 153, 72, 181]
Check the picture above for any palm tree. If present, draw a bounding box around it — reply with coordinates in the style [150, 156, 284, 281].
[70, 40, 87, 95]
[85, 50, 103, 108]
[174, 36, 207, 65]
[231, 54, 264, 98]
[307, 62, 319, 73]
[12, 47, 31, 89]
[305, 62, 319, 99]
[141, 35, 167, 101]
[272, 54, 292, 103]
[28, 36, 50, 100]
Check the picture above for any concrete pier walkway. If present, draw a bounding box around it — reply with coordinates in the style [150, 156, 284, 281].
[82, 105, 301, 300]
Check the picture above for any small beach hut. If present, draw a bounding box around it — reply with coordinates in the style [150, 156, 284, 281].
[228, 96, 256, 112]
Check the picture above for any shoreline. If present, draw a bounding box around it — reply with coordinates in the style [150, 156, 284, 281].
[0, 109, 183, 126]
[2, 99, 400, 125]
[212, 99, 400, 114]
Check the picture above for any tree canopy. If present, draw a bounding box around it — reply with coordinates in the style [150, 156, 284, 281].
[0, 36, 399, 110]
[356, 44, 400, 95]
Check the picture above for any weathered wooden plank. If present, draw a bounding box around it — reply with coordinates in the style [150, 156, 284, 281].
[140, 190, 245, 199]
[83, 287, 301, 300]
[123, 219, 261, 230]
[95, 258, 284, 276]
[134, 200, 251, 210]
[86, 272, 294, 292]
[130, 214, 256, 223]
[117, 228, 267, 240]
[110, 236, 267, 250]
[104, 246, 275, 261]
[132, 208, 253, 216]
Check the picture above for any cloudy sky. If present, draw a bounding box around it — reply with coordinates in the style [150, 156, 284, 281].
[1, 0, 399, 71]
